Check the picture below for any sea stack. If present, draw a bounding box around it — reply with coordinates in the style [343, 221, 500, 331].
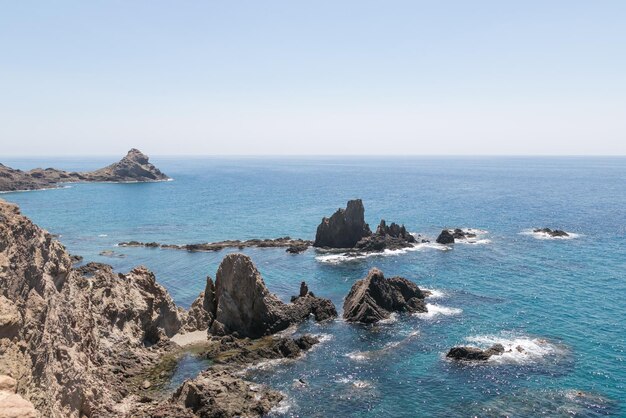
[313, 199, 372, 248]
[343, 268, 429, 323]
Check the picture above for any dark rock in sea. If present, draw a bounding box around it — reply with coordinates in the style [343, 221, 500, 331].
[198, 254, 337, 338]
[436, 229, 455, 244]
[69, 254, 83, 265]
[0, 149, 169, 192]
[343, 268, 429, 323]
[534, 228, 569, 237]
[314, 200, 417, 252]
[119, 237, 313, 252]
[313, 199, 372, 248]
[446, 344, 505, 361]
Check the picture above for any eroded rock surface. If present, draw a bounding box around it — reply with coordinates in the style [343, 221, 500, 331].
[0, 149, 169, 192]
[343, 268, 429, 323]
[207, 254, 336, 338]
[119, 237, 312, 253]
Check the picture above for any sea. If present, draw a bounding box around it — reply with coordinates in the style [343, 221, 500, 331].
[2, 156, 625, 417]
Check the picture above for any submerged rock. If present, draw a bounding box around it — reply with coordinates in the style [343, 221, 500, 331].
[0, 148, 169, 192]
[343, 268, 428, 323]
[533, 228, 569, 237]
[446, 344, 505, 361]
[119, 237, 313, 252]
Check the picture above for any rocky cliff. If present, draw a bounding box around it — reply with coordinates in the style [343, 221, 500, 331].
[0, 149, 169, 192]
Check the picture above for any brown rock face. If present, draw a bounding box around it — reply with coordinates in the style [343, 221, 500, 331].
[0, 375, 38, 418]
[185, 277, 216, 331]
[207, 254, 337, 338]
[0, 199, 187, 417]
[0, 149, 169, 192]
[343, 268, 428, 323]
[313, 199, 372, 248]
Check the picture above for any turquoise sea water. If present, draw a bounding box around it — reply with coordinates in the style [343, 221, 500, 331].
[2, 156, 625, 417]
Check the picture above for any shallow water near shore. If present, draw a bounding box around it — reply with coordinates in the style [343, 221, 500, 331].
[3, 156, 625, 417]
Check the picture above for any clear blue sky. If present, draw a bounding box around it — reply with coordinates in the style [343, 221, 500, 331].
[1, 1, 625, 155]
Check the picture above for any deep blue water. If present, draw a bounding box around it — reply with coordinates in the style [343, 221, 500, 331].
[2, 156, 625, 417]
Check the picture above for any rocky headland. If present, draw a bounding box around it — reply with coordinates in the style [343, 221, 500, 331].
[119, 237, 313, 253]
[0, 199, 336, 417]
[0, 148, 169, 192]
[313, 199, 422, 253]
[343, 268, 429, 323]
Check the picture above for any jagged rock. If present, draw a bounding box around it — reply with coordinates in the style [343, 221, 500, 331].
[313, 199, 372, 248]
[436, 229, 455, 244]
[0, 149, 169, 192]
[185, 277, 216, 331]
[208, 254, 337, 338]
[0, 199, 188, 417]
[299, 282, 309, 298]
[343, 268, 428, 323]
[446, 344, 505, 361]
[286, 244, 308, 254]
[170, 368, 283, 418]
[533, 228, 569, 237]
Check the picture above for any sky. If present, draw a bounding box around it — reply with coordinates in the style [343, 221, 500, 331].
[1, 1, 625, 156]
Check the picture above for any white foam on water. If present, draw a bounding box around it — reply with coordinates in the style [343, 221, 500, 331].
[465, 334, 567, 365]
[334, 377, 372, 389]
[415, 303, 462, 319]
[451, 228, 491, 245]
[269, 397, 294, 415]
[378, 312, 398, 324]
[520, 229, 580, 240]
[315, 242, 449, 264]
[422, 288, 446, 299]
[98, 234, 108, 237]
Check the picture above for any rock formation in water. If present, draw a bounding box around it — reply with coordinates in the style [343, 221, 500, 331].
[205, 254, 337, 338]
[313, 200, 419, 251]
[0, 199, 325, 417]
[119, 236, 313, 253]
[436, 228, 477, 244]
[533, 228, 569, 237]
[0, 148, 169, 192]
[446, 344, 505, 361]
[343, 268, 429, 323]
[313, 199, 372, 248]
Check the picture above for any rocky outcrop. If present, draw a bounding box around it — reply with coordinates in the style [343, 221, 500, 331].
[0, 199, 190, 417]
[343, 268, 429, 323]
[119, 237, 313, 253]
[185, 277, 216, 331]
[313, 199, 372, 248]
[314, 200, 419, 252]
[436, 228, 477, 244]
[206, 254, 336, 338]
[0, 149, 169, 192]
[446, 344, 505, 361]
[533, 228, 569, 237]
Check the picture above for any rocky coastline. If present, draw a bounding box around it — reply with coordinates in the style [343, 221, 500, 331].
[0, 148, 169, 192]
[0, 199, 336, 417]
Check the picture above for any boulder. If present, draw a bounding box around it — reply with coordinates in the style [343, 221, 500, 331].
[313, 199, 372, 248]
[436, 229, 455, 244]
[343, 268, 428, 323]
[446, 344, 505, 361]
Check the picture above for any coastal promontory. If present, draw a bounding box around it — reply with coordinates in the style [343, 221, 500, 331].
[0, 148, 169, 192]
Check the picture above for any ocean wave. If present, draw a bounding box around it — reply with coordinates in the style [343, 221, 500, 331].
[315, 242, 449, 264]
[520, 229, 580, 240]
[98, 234, 108, 237]
[335, 377, 373, 389]
[415, 303, 462, 319]
[453, 228, 491, 245]
[464, 333, 568, 365]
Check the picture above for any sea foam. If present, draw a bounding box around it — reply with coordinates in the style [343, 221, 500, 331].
[464, 333, 568, 365]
